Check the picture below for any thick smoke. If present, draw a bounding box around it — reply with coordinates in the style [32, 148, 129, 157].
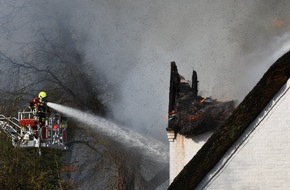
[1, 0, 290, 142]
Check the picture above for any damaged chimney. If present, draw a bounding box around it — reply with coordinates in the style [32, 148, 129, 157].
[167, 62, 235, 137]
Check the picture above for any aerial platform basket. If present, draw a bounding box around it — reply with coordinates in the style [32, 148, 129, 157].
[0, 110, 68, 152]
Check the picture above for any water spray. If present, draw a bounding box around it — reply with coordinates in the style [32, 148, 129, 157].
[47, 102, 168, 162]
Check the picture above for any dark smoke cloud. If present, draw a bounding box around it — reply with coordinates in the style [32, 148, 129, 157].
[1, 0, 290, 142]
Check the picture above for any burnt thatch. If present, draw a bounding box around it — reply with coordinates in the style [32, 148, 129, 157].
[168, 51, 290, 190]
[167, 63, 235, 137]
[178, 100, 235, 136]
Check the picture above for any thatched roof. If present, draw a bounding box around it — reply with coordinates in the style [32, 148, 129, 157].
[168, 51, 290, 190]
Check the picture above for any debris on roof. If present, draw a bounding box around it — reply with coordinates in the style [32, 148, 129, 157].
[167, 62, 235, 137]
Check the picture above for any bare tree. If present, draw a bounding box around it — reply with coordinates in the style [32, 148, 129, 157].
[0, 27, 106, 115]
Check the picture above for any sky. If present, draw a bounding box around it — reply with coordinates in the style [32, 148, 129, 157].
[1, 0, 290, 142]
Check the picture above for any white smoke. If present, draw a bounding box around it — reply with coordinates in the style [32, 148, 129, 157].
[234, 32, 290, 101]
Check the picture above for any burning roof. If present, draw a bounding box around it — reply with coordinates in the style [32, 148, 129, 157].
[168, 51, 290, 189]
[167, 62, 235, 137]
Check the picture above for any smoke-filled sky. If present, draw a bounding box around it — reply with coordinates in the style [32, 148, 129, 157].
[1, 0, 290, 142]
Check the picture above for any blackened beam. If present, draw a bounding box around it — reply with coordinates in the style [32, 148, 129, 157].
[192, 70, 198, 101]
[168, 61, 180, 114]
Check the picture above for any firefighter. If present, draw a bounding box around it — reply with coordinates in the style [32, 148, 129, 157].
[37, 91, 48, 125]
[31, 91, 48, 126]
[52, 123, 59, 144]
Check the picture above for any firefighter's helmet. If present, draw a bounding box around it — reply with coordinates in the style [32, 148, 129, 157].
[38, 91, 47, 99]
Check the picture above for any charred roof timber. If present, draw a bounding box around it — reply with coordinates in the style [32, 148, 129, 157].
[168, 61, 180, 114]
[167, 62, 235, 137]
[192, 70, 198, 101]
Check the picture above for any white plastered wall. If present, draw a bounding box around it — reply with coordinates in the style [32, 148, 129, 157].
[167, 131, 212, 184]
[197, 79, 290, 190]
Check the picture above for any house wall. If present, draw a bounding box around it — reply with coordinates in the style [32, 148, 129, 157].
[167, 131, 211, 184]
[197, 79, 290, 189]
